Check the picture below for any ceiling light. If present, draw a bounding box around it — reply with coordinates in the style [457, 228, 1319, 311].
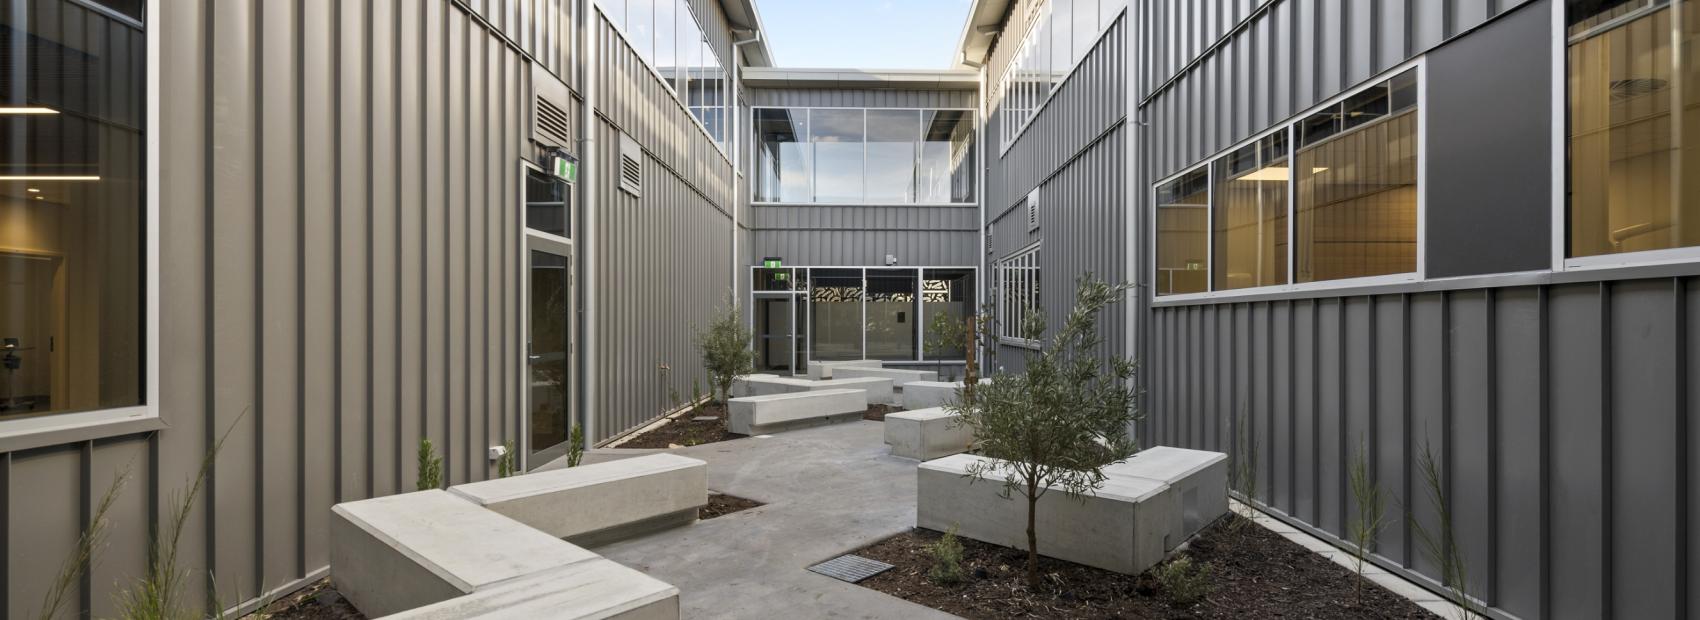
[0, 176, 99, 181]
[1234, 166, 1329, 182]
[34, 196, 44, 200]
[25, 188, 39, 193]
[0, 107, 59, 115]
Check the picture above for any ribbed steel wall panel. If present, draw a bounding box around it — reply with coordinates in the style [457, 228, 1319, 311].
[460, 0, 578, 87]
[744, 87, 977, 109]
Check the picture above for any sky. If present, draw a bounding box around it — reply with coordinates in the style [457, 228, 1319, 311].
[755, 0, 973, 70]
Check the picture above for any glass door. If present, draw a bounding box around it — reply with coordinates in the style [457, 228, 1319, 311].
[753, 294, 796, 374]
[526, 236, 574, 465]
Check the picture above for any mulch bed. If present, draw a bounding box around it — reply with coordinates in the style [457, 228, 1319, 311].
[701, 492, 764, 519]
[249, 577, 364, 620]
[616, 403, 746, 448]
[853, 514, 1437, 619]
[863, 403, 903, 421]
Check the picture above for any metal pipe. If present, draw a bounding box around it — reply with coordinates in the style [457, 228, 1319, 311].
[579, 0, 599, 448]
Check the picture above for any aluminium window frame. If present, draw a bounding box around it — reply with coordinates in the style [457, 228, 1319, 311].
[595, 0, 731, 159]
[997, 2, 1130, 156]
[995, 243, 1042, 349]
[1151, 57, 1428, 305]
[746, 105, 981, 207]
[1551, 0, 1700, 272]
[745, 265, 981, 365]
[0, 0, 163, 453]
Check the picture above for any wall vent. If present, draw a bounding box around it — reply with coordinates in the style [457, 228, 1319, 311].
[1026, 188, 1040, 232]
[531, 65, 574, 150]
[618, 132, 643, 196]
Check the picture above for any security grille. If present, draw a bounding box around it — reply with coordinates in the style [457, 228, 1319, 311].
[807, 554, 893, 583]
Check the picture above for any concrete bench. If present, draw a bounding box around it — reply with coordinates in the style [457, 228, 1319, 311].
[884, 407, 974, 460]
[918, 454, 1176, 575]
[740, 375, 895, 405]
[332, 490, 678, 618]
[449, 453, 707, 547]
[730, 373, 778, 398]
[900, 379, 990, 410]
[833, 366, 938, 390]
[1104, 446, 1228, 548]
[384, 559, 679, 619]
[728, 388, 868, 435]
[807, 359, 883, 380]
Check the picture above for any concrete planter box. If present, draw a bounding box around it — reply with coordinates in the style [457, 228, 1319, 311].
[884, 407, 974, 461]
[807, 359, 884, 380]
[833, 366, 938, 390]
[730, 374, 778, 398]
[917, 454, 1176, 575]
[449, 453, 708, 546]
[384, 560, 679, 619]
[741, 375, 895, 405]
[728, 388, 868, 435]
[331, 490, 601, 617]
[900, 379, 990, 410]
[1104, 446, 1228, 547]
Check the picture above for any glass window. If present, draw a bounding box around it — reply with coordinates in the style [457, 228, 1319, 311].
[1567, 3, 1700, 258]
[0, 2, 146, 420]
[677, 5, 703, 98]
[1074, 0, 1099, 60]
[919, 110, 977, 203]
[865, 270, 918, 360]
[603, 0, 627, 31]
[627, 0, 653, 59]
[810, 269, 864, 361]
[754, 108, 810, 202]
[1051, 0, 1071, 91]
[1295, 69, 1418, 282]
[525, 168, 570, 237]
[654, 0, 676, 91]
[922, 269, 975, 359]
[1212, 133, 1288, 290]
[1155, 168, 1210, 295]
[997, 248, 1040, 343]
[865, 110, 919, 203]
[754, 267, 792, 291]
[811, 109, 865, 203]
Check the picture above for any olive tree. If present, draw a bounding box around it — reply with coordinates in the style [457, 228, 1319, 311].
[949, 276, 1142, 589]
[695, 300, 755, 404]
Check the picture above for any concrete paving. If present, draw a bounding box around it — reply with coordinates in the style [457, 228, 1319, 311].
[583, 421, 958, 620]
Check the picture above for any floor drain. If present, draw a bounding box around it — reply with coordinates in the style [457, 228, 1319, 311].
[808, 554, 894, 583]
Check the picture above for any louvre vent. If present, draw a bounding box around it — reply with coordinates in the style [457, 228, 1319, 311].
[1026, 188, 1040, 232]
[530, 65, 574, 150]
[619, 132, 643, 196]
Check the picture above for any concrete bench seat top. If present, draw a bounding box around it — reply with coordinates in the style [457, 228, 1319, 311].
[731, 388, 863, 403]
[384, 559, 679, 620]
[729, 388, 868, 435]
[450, 453, 705, 504]
[334, 491, 596, 592]
[807, 359, 884, 379]
[1105, 446, 1227, 482]
[833, 366, 938, 387]
[447, 453, 707, 544]
[886, 407, 955, 422]
[923, 453, 1171, 504]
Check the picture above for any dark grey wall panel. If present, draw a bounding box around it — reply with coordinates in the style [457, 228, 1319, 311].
[1424, 4, 1551, 278]
[747, 229, 976, 267]
[744, 87, 976, 109]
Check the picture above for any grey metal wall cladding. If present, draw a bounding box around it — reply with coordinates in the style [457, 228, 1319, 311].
[744, 88, 978, 109]
[460, 0, 580, 87]
[0, 1, 612, 616]
[1146, 278, 1700, 620]
[1424, 4, 1551, 278]
[1138, 0, 1538, 178]
[595, 15, 735, 200]
[748, 230, 977, 267]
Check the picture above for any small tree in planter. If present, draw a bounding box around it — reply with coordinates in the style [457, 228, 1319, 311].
[695, 300, 755, 404]
[950, 276, 1142, 589]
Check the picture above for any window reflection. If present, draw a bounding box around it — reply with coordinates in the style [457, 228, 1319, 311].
[1212, 133, 1288, 290]
[866, 110, 919, 203]
[753, 107, 977, 205]
[1155, 169, 1210, 295]
[1295, 70, 1418, 283]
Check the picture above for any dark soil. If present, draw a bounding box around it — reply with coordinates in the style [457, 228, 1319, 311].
[701, 492, 764, 519]
[249, 578, 364, 620]
[863, 403, 903, 421]
[853, 514, 1437, 619]
[616, 403, 746, 448]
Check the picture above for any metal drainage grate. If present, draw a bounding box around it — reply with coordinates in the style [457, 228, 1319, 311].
[808, 554, 894, 583]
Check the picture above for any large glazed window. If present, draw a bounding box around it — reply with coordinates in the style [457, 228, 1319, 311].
[601, 0, 728, 150]
[1294, 69, 1418, 283]
[865, 269, 917, 360]
[998, 0, 1129, 149]
[750, 107, 978, 205]
[1154, 168, 1209, 296]
[809, 269, 864, 361]
[1212, 133, 1289, 290]
[1567, 1, 1700, 259]
[0, 1, 146, 421]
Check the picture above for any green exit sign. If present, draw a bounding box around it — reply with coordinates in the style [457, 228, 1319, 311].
[552, 155, 577, 183]
[762, 257, 783, 269]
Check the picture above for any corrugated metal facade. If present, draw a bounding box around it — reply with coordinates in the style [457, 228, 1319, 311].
[740, 87, 980, 268]
[1131, 1, 1694, 619]
[2, 0, 739, 616]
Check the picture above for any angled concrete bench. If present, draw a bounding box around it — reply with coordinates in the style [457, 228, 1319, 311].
[918, 454, 1176, 575]
[384, 559, 678, 619]
[449, 453, 708, 547]
[730, 373, 778, 398]
[833, 366, 938, 390]
[740, 375, 895, 405]
[728, 388, 868, 435]
[807, 359, 884, 380]
[331, 490, 678, 618]
[900, 379, 990, 410]
[1105, 446, 1228, 548]
[884, 407, 973, 460]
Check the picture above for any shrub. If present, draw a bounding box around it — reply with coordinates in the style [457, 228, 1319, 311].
[1155, 556, 1214, 608]
[951, 275, 1141, 589]
[1411, 437, 1476, 619]
[567, 424, 585, 468]
[1347, 434, 1386, 602]
[496, 440, 517, 478]
[416, 438, 443, 491]
[926, 527, 967, 586]
[695, 300, 754, 404]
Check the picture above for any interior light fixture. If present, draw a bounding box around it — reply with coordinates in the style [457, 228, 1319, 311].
[25, 188, 39, 193]
[1234, 166, 1329, 182]
[0, 107, 59, 115]
[0, 176, 99, 181]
